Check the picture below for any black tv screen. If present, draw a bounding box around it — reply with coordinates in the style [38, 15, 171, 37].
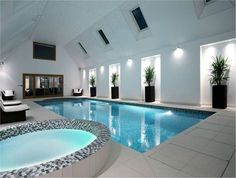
[33, 42, 56, 61]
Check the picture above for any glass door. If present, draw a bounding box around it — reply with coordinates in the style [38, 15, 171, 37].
[23, 73, 63, 99]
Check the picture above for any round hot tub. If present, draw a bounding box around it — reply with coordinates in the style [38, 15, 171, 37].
[0, 120, 111, 177]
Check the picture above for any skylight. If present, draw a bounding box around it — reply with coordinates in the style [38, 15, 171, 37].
[98, 29, 110, 45]
[131, 7, 148, 31]
[78, 42, 88, 54]
[205, 0, 215, 5]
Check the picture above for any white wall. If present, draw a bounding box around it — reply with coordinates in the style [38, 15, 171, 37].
[0, 40, 80, 98]
[82, 31, 234, 105]
[201, 39, 236, 107]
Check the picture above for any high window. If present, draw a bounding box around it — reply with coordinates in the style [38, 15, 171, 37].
[131, 7, 148, 30]
[98, 29, 110, 45]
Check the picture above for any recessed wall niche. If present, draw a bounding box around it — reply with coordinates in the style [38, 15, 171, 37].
[141, 55, 161, 102]
[200, 39, 236, 107]
[109, 63, 120, 98]
[89, 68, 96, 87]
[89, 68, 96, 97]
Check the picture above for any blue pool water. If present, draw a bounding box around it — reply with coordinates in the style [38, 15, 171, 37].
[0, 129, 96, 172]
[36, 99, 213, 153]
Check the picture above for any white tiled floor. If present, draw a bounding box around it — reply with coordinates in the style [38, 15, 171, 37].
[1, 97, 235, 177]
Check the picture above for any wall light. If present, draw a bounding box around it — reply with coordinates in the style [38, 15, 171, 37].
[174, 48, 183, 58]
[83, 69, 86, 79]
[225, 43, 236, 66]
[174, 48, 184, 58]
[100, 66, 104, 73]
[127, 58, 133, 66]
[206, 46, 216, 57]
[145, 59, 151, 66]
[112, 66, 116, 73]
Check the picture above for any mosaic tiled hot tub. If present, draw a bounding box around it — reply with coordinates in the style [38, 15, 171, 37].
[0, 119, 111, 178]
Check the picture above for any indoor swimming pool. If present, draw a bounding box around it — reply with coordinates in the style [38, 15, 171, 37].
[36, 98, 214, 153]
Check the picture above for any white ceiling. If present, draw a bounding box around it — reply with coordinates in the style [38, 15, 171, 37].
[1, 0, 235, 67]
[0, 0, 124, 58]
[65, 0, 235, 67]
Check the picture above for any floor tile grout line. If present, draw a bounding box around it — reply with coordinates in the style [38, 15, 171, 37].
[186, 128, 235, 146]
[220, 150, 235, 178]
[126, 155, 180, 177]
[169, 142, 230, 162]
[110, 160, 149, 177]
[147, 154, 189, 172]
[201, 120, 235, 127]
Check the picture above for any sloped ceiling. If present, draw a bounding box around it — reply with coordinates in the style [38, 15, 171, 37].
[0, 0, 125, 59]
[1, 0, 235, 67]
[0, 1, 47, 58]
[66, 0, 235, 68]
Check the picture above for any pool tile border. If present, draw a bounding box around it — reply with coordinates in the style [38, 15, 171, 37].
[0, 119, 111, 178]
[36, 97, 215, 117]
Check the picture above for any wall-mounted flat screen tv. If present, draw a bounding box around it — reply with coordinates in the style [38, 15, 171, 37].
[33, 42, 56, 61]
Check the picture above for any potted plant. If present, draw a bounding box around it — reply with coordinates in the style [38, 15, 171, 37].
[111, 73, 119, 99]
[89, 75, 96, 97]
[210, 55, 230, 109]
[144, 66, 155, 102]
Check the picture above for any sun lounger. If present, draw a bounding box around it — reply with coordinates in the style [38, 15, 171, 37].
[0, 95, 30, 124]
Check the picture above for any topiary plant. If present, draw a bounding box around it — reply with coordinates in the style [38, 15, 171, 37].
[144, 66, 155, 87]
[111, 73, 119, 87]
[210, 55, 230, 85]
[90, 75, 96, 87]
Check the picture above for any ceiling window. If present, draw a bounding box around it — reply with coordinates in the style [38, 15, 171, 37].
[98, 29, 110, 45]
[131, 7, 148, 31]
[78, 42, 88, 54]
[205, 0, 215, 5]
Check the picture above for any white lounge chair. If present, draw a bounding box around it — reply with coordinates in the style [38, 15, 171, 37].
[1, 90, 15, 100]
[0, 96, 30, 124]
[73, 88, 83, 96]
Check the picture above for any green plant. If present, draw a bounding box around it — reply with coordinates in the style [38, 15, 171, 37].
[210, 55, 230, 85]
[111, 73, 119, 87]
[90, 75, 96, 87]
[144, 66, 155, 86]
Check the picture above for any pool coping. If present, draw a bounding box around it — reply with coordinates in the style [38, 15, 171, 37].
[0, 119, 111, 178]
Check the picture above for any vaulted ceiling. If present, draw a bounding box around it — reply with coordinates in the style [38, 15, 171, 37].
[1, 0, 235, 68]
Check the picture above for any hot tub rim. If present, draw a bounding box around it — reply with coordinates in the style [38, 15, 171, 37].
[0, 119, 111, 177]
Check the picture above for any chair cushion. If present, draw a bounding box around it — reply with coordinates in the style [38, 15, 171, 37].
[1, 100, 22, 106]
[0, 103, 30, 112]
[73, 89, 78, 93]
[3, 90, 14, 97]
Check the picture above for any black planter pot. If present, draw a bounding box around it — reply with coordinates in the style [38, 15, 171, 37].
[111, 87, 119, 99]
[90, 87, 96, 97]
[212, 85, 227, 109]
[145, 86, 155, 102]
